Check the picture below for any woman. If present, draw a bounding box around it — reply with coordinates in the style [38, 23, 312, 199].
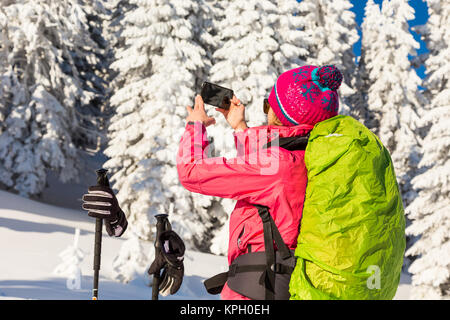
[177, 65, 343, 299]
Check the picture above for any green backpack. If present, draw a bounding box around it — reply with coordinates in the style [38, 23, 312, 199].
[289, 115, 406, 300]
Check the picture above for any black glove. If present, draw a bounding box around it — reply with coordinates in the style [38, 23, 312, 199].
[81, 185, 128, 237]
[148, 230, 185, 296]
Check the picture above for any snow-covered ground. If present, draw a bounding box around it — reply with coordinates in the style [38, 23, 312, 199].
[0, 190, 227, 300]
[0, 189, 411, 300]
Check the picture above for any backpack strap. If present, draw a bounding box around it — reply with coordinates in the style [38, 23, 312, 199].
[204, 264, 267, 295]
[254, 204, 292, 300]
[203, 205, 293, 299]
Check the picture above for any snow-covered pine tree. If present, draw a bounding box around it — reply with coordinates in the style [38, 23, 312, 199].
[111, 232, 152, 283]
[74, 0, 112, 148]
[54, 228, 85, 290]
[272, 0, 311, 72]
[359, 0, 426, 206]
[104, 0, 221, 269]
[103, 0, 137, 53]
[405, 0, 450, 299]
[297, 0, 359, 116]
[210, 0, 309, 127]
[355, 0, 383, 129]
[0, 0, 107, 196]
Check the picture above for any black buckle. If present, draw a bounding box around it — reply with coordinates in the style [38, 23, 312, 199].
[270, 263, 283, 273]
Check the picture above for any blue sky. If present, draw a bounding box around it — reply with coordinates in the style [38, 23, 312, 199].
[349, 0, 429, 78]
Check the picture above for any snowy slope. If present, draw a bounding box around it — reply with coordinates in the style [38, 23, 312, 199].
[0, 190, 411, 300]
[0, 190, 226, 300]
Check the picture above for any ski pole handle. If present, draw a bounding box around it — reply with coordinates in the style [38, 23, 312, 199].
[92, 168, 110, 300]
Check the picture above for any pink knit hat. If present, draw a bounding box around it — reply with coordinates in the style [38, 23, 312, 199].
[267, 65, 343, 127]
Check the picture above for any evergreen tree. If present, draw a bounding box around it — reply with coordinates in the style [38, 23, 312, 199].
[111, 233, 151, 283]
[0, 0, 107, 196]
[76, 0, 112, 148]
[406, 0, 450, 299]
[210, 0, 309, 127]
[104, 0, 219, 258]
[358, 0, 385, 129]
[297, 0, 359, 116]
[53, 228, 85, 290]
[359, 0, 426, 206]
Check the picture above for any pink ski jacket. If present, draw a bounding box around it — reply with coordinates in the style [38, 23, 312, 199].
[176, 121, 312, 299]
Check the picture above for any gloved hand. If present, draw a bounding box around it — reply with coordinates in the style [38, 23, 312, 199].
[81, 186, 128, 237]
[148, 230, 185, 296]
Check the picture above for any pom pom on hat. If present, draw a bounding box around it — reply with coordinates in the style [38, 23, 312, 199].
[317, 65, 343, 91]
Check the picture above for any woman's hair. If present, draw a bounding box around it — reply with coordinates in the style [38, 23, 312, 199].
[270, 108, 284, 126]
[273, 115, 283, 126]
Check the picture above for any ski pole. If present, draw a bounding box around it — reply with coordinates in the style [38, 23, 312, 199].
[152, 213, 170, 300]
[92, 168, 110, 300]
